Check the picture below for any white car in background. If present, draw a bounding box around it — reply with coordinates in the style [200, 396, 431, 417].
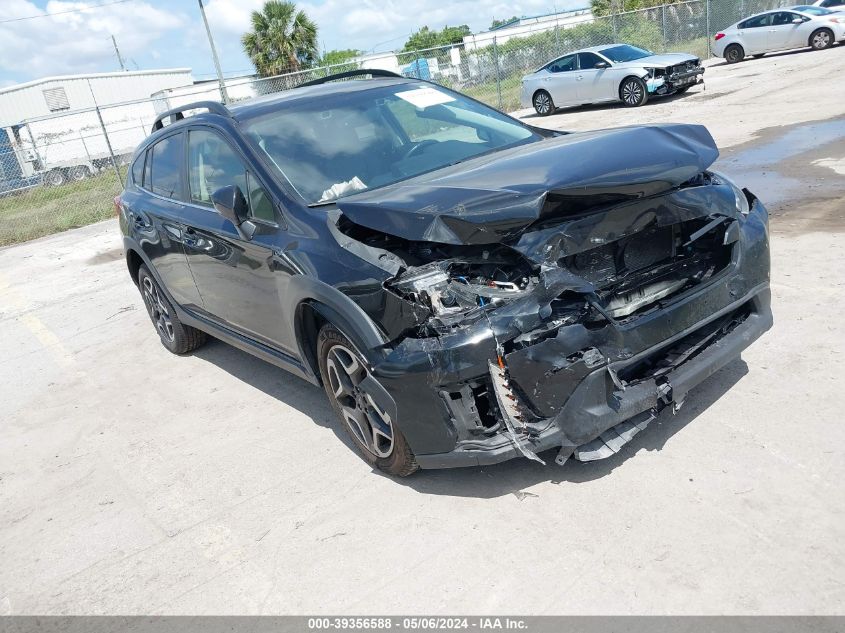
[713, 7, 845, 63]
[804, 0, 845, 10]
[519, 44, 704, 115]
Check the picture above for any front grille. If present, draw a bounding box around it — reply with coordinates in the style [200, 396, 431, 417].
[561, 218, 734, 320]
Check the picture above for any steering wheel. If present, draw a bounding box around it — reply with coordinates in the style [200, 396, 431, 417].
[401, 139, 437, 160]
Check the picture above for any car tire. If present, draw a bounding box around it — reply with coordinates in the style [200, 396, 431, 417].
[620, 77, 648, 107]
[810, 28, 833, 50]
[532, 90, 555, 116]
[43, 169, 66, 187]
[68, 165, 91, 181]
[724, 44, 745, 63]
[137, 265, 207, 354]
[317, 324, 419, 477]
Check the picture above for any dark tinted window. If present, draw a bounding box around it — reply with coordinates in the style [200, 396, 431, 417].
[578, 52, 607, 69]
[547, 54, 576, 72]
[772, 11, 799, 23]
[793, 5, 833, 13]
[149, 134, 184, 199]
[188, 129, 274, 222]
[740, 13, 773, 27]
[821, 0, 843, 7]
[599, 45, 653, 62]
[131, 153, 145, 187]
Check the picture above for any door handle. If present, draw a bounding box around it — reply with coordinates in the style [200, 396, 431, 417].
[183, 227, 199, 248]
[576, 75, 583, 80]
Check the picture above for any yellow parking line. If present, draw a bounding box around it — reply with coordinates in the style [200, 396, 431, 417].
[0, 272, 75, 369]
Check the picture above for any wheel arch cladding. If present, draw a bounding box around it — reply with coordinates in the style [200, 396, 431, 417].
[126, 247, 144, 286]
[288, 276, 390, 376]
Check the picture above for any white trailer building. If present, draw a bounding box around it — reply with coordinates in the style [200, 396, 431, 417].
[0, 68, 192, 190]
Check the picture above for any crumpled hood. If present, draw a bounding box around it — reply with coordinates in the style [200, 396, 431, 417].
[335, 123, 719, 245]
[619, 53, 699, 67]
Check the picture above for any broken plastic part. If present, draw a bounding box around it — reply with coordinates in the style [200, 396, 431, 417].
[487, 359, 546, 465]
[573, 409, 657, 461]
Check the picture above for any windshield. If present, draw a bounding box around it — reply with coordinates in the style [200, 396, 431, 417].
[242, 83, 539, 204]
[599, 44, 654, 62]
[792, 5, 833, 13]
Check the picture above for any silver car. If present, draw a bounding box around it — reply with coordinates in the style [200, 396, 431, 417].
[713, 7, 845, 62]
[520, 44, 704, 115]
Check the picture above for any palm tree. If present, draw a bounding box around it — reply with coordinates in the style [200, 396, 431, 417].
[241, 1, 318, 77]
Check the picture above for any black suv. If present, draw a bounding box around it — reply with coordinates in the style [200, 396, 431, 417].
[118, 70, 772, 476]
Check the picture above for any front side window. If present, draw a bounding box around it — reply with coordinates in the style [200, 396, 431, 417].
[242, 83, 539, 204]
[599, 45, 653, 62]
[149, 134, 184, 199]
[578, 52, 607, 69]
[772, 11, 801, 24]
[187, 129, 274, 222]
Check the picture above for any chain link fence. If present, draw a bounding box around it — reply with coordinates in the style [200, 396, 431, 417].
[0, 0, 793, 246]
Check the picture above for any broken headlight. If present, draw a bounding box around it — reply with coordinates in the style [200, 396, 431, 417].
[709, 170, 750, 215]
[390, 252, 536, 317]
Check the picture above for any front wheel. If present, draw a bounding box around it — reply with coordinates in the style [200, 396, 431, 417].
[317, 324, 418, 477]
[532, 90, 555, 116]
[620, 77, 648, 107]
[810, 28, 833, 50]
[137, 265, 207, 354]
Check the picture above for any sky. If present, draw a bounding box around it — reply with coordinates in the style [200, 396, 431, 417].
[0, 0, 584, 87]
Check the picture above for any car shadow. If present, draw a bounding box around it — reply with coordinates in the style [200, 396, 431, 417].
[521, 89, 696, 120]
[191, 337, 361, 455]
[191, 336, 749, 498]
[708, 43, 841, 68]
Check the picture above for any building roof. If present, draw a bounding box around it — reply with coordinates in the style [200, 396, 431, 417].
[0, 68, 192, 96]
[489, 7, 591, 31]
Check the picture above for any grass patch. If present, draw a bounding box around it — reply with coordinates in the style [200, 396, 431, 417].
[0, 171, 121, 247]
[462, 74, 525, 113]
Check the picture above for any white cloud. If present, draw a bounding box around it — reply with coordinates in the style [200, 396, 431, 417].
[0, 0, 189, 79]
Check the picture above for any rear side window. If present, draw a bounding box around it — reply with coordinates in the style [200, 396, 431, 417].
[547, 54, 576, 73]
[740, 14, 772, 27]
[149, 134, 184, 199]
[131, 153, 145, 187]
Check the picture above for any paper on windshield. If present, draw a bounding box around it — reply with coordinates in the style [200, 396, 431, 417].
[395, 87, 455, 109]
[320, 176, 367, 202]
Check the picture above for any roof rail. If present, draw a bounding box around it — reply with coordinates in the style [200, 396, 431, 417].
[151, 101, 231, 133]
[299, 68, 403, 88]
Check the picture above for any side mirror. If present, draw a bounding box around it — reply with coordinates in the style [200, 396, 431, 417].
[791, 17, 803, 23]
[211, 185, 256, 240]
[594, 61, 610, 69]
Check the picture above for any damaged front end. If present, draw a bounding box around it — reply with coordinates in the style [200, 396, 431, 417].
[646, 59, 705, 95]
[330, 124, 772, 468]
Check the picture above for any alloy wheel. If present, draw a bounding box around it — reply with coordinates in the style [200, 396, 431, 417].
[326, 344, 394, 458]
[622, 80, 643, 105]
[813, 31, 831, 48]
[141, 276, 175, 342]
[534, 92, 551, 115]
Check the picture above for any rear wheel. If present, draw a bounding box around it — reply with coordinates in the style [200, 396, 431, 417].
[317, 324, 418, 477]
[810, 28, 833, 50]
[620, 77, 648, 107]
[532, 90, 554, 116]
[137, 265, 207, 354]
[724, 44, 744, 64]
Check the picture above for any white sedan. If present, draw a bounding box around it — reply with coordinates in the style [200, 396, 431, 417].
[519, 44, 704, 115]
[713, 7, 845, 63]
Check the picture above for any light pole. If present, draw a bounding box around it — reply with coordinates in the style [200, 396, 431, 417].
[198, 0, 230, 104]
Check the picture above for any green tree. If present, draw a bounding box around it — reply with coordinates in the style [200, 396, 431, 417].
[320, 48, 361, 67]
[403, 25, 470, 51]
[241, 0, 318, 76]
[591, 0, 682, 17]
[490, 16, 519, 29]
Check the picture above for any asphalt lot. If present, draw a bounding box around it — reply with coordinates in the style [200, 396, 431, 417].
[1, 47, 844, 615]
